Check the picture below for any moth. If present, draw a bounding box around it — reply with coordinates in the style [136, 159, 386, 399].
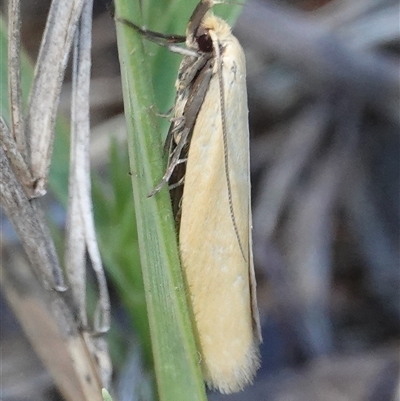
[121, 0, 261, 393]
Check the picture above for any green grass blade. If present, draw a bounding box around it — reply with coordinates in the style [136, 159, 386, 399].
[92, 142, 152, 365]
[114, 1, 207, 400]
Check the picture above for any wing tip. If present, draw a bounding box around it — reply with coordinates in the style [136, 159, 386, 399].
[204, 341, 261, 394]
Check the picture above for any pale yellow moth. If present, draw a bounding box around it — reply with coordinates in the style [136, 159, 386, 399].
[121, 0, 261, 393]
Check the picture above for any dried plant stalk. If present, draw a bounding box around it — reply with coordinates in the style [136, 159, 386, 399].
[0, 0, 111, 398]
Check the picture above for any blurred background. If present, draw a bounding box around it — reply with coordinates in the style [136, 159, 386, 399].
[0, 0, 399, 400]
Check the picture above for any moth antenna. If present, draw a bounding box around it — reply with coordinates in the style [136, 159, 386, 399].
[210, 31, 247, 263]
[116, 18, 187, 45]
[212, 0, 245, 6]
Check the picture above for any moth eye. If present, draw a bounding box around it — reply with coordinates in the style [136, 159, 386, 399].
[197, 33, 213, 53]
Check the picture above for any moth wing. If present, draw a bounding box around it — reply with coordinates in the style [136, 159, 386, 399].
[179, 30, 260, 394]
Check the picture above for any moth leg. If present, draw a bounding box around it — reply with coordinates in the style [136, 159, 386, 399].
[153, 104, 173, 119]
[177, 55, 211, 90]
[156, 108, 199, 122]
[148, 127, 191, 197]
[169, 115, 185, 123]
[163, 116, 186, 154]
[168, 175, 185, 190]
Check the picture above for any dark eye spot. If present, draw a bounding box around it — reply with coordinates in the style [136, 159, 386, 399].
[197, 34, 213, 53]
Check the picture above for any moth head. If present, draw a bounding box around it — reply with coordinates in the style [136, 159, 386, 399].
[188, 14, 232, 55]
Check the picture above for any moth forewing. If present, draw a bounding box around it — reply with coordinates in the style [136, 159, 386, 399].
[177, 13, 261, 394]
